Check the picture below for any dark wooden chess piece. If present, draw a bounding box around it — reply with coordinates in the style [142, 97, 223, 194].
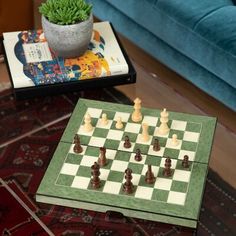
[98, 147, 107, 167]
[153, 138, 160, 151]
[73, 134, 83, 153]
[134, 148, 142, 161]
[145, 165, 155, 184]
[123, 168, 134, 194]
[163, 157, 172, 177]
[182, 155, 189, 168]
[124, 135, 131, 148]
[91, 162, 101, 189]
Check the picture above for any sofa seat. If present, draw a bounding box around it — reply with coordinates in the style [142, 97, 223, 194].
[89, 0, 236, 111]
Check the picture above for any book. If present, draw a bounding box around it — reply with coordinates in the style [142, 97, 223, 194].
[3, 21, 136, 98]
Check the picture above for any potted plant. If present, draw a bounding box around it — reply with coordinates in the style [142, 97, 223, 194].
[39, 0, 93, 58]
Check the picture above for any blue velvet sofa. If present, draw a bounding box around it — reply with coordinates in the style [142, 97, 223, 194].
[88, 0, 236, 111]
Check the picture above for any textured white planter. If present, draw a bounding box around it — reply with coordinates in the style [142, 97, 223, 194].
[41, 14, 93, 58]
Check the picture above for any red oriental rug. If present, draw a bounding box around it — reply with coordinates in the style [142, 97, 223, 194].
[0, 88, 235, 236]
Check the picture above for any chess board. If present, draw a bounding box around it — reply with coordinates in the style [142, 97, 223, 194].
[36, 99, 216, 228]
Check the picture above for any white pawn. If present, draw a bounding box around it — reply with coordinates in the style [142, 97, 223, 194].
[83, 113, 93, 132]
[171, 134, 179, 146]
[115, 116, 123, 129]
[101, 113, 108, 126]
[141, 123, 150, 142]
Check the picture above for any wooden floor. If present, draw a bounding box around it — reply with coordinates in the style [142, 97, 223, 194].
[115, 36, 236, 188]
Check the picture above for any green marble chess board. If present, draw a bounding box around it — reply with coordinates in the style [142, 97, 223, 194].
[36, 98, 216, 228]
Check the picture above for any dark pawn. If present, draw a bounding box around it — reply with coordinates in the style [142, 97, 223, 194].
[91, 162, 101, 189]
[73, 134, 83, 153]
[182, 155, 189, 168]
[163, 157, 172, 177]
[145, 165, 155, 184]
[135, 148, 142, 161]
[124, 135, 131, 148]
[123, 168, 134, 194]
[153, 138, 160, 151]
[98, 147, 107, 167]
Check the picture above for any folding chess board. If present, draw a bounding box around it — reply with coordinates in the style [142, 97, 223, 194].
[36, 99, 216, 228]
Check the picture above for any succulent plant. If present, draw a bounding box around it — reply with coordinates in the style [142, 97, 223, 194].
[39, 0, 92, 25]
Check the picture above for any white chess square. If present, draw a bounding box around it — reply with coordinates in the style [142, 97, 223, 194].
[129, 153, 147, 164]
[183, 131, 200, 142]
[135, 186, 153, 200]
[80, 155, 98, 167]
[124, 123, 141, 133]
[110, 160, 129, 172]
[107, 130, 124, 140]
[141, 165, 159, 177]
[96, 119, 112, 129]
[173, 169, 191, 182]
[178, 150, 195, 161]
[69, 144, 87, 155]
[100, 169, 110, 181]
[167, 191, 186, 205]
[105, 149, 117, 160]
[160, 158, 177, 169]
[103, 181, 122, 194]
[166, 138, 182, 149]
[142, 116, 158, 126]
[154, 127, 169, 137]
[136, 134, 152, 145]
[148, 146, 165, 157]
[78, 125, 94, 136]
[86, 108, 102, 118]
[124, 173, 141, 185]
[171, 120, 187, 131]
[60, 163, 79, 176]
[71, 176, 90, 189]
[88, 137, 106, 147]
[114, 112, 130, 122]
[154, 177, 172, 191]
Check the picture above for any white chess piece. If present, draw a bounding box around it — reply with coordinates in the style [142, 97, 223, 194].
[141, 123, 150, 142]
[83, 113, 93, 132]
[101, 113, 108, 126]
[131, 97, 142, 122]
[158, 108, 170, 135]
[171, 134, 179, 146]
[115, 116, 123, 129]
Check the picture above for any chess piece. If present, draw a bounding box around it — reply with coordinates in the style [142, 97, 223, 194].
[158, 108, 170, 135]
[123, 168, 134, 194]
[182, 155, 189, 168]
[124, 135, 131, 148]
[145, 165, 155, 184]
[101, 113, 108, 126]
[131, 98, 142, 122]
[153, 138, 160, 151]
[83, 113, 93, 132]
[98, 147, 107, 167]
[163, 157, 172, 177]
[171, 134, 179, 146]
[73, 134, 83, 153]
[115, 116, 123, 129]
[134, 148, 142, 161]
[91, 162, 101, 189]
[141, 123, 150, 142]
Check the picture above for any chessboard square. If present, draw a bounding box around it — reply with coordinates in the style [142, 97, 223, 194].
[134, 143, 150, 154]
[186, 122, 202, 132]
[168, 130, 184, 139]
[122, 132, 138, 142]
[129, 153, 146, 165]
[100, 169, 110, 181]
[166, 138, 182, 149]
[151, 189, 169, 202]
[114, 112, 130, 122]
[183, 131, 200, 142]
[135, 186, 153, 200]
[105, 149, 117, 160]
[93, 128, 109, 138]
[171, 120, 187, 131]
[125, 123, 141, 133]
[142, 115, 158, 126]
[70, 144, 87, 156]
[173, 169, 191, 182]
[77, 165, 91, 178]
[84, 146, 99, 156]
[154, 177, 172, 190]
[71, 176, 90, 189]
[154, 127, 169, 137]
[148, 146, 165, 157]
[86, 108, 102, 118]
[88, 137, 106, 147]
[181, 141, 198, 152]
[178, 150, 195, 161]
[56, 174, 74, 186]
[78, 135, 91, 145]
[114, 151, 131, 162]
[118, 141, 135, 152]
[136, 134, 152, 145]
[145, 155, 161, 166]
[167, 191, 186, 205]
[107, 129, 124, 140]
[78, 125, 94, 136]
[107, 170, 124, 182]
[124, 173, 141, 186]
[96, 119, 112, 129]
[141, 165, 159, 177]
[128, 162, 144, 175]
[103, 181, 122, 194]
[163, 148, 180, 159]
[104, 139, 120, 150]
[65, 153, 82, 165]
[80, 155, 98, 167]
[171, 180, 188, 193]
[111, 160, 129, 172]
[160, 158, 177, 169]
[61, 163, 79, 175]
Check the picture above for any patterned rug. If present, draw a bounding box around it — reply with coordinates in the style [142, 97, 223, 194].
[0, 88, 235, 236]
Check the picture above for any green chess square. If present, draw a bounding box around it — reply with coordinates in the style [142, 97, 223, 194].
[186, 122, 202, 132]
[181, 141, 198, 151]
[123, 132, 138, 142]
[65, 153, 82, 165]
[134, 143, 150, 154]
[84, 146, 99, 156]
[128, 162, 144, 175]
[152, 189, 169, 202]
[107, 170, 124, 182]
[171, 180, 188, 193]
[168, 129, 184, 139]
[104, 139, 120, 150]
[79, 135, 92, 145]
[93, 127, 109, 138]
[145, 155, 161, 166]
[138, 175, 155, 187]
[114, 151, 131, 162]
[163, 148, 180, 159]
[56, 174, 74, 186]
[77, 166, 91, 178]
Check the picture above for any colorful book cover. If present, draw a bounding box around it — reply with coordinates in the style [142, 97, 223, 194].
[3, 22, 129, 89]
